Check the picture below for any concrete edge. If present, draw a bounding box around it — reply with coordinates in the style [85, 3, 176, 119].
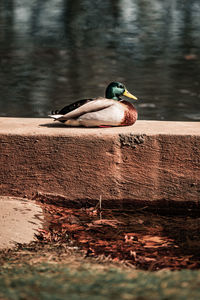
[0, 118, 200, 208]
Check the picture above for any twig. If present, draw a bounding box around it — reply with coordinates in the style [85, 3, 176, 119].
[99, 195, 102, 220]
[99, 195, 102, 211]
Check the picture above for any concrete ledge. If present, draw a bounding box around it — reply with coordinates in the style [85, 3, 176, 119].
[0, 118, 200, 207]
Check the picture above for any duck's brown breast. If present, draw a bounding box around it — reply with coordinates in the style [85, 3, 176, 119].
[120, 100, 138, 126]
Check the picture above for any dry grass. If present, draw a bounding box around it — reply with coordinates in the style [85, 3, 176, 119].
[1, 242, 200, 300]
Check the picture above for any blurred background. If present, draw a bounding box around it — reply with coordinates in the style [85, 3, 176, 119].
[0, 0, 199, 120]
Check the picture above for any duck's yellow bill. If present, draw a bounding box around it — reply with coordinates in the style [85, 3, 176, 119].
[123, 89, 138, 100]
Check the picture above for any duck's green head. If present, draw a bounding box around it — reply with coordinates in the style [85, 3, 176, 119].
[105, 81, 138, 101]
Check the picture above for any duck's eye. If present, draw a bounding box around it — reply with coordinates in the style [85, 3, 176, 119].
[118, 84, 124, 89]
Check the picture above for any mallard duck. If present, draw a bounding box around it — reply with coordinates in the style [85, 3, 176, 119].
[49, 82, 138, 127]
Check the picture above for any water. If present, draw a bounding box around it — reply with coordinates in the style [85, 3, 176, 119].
[0, 0, 200, 121]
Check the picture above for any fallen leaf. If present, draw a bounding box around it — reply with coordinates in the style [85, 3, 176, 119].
[92, 219, 124, 228]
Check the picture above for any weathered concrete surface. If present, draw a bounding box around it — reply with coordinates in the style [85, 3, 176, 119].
[0, 196, 43, 249]
[0, 118, 200, 207]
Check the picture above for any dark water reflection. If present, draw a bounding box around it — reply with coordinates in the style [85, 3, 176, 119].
[0, 0, 200, 120]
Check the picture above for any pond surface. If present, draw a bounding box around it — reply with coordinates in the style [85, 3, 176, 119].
[0, 0, 200, 121]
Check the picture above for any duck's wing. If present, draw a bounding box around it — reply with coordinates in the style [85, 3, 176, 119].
[52, 99, 92, 115]
[49, 97, 115, 121]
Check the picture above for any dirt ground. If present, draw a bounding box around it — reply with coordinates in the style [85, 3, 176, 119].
[35, 200, 200, 271]
[1, 195, 200, 271]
